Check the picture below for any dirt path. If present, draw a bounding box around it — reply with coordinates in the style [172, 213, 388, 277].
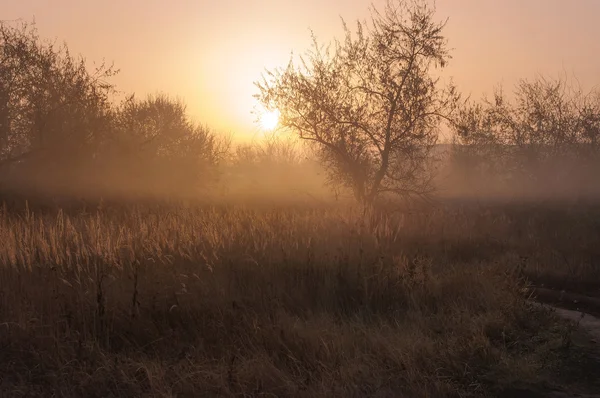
[546, 306, 600, 344]
[532, 287, 600, 318]
[525, 301, 600, 398]
[530, 299, 600, 342]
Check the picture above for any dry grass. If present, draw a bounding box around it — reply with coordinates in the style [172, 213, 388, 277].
[0, 199, 597, 397]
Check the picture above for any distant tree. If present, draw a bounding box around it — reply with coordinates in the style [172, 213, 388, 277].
[255, 0, 459, 205]
[233, 133, 309, 167]
[0, 21, 116, 174]
[449, 92, 512, 186]
[452, 75, 600, 187]
[0, 21, 232, 199]
[110, 94, 231, 193]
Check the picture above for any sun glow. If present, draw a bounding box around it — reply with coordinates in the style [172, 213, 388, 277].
[259, 108, 280, 131]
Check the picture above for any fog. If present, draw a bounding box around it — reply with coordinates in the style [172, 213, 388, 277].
[1, 20, 600, 208]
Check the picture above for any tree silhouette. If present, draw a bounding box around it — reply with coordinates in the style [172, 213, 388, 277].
[109, 94, 230, 194]
[0, 21, 230, 198]
[452, 75, 600, 189]
[0, 21, 115, 172]
[255, 0, 458, 205]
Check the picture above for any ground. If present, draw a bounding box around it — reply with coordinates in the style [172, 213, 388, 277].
[1, 197, 600, 397]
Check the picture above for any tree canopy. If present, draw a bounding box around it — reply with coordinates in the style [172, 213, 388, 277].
[256, 0, 458, 204]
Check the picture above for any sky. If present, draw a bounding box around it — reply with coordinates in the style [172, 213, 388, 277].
[2, 0, 600, 140]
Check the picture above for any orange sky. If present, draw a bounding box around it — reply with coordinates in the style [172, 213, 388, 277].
[3, 0, 600, 140]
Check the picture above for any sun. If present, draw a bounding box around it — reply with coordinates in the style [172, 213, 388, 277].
[259, 108, 280, 131]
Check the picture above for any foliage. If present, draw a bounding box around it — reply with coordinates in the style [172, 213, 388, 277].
[108, 94, 231, 193]
[0, 21, 230, 199]
[451, 75, 600, 193]
[256, 0, 459, 205]
[0, 21, 116, 171]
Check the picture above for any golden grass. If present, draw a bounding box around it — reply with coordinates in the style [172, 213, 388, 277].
[0, 200, 596, 397]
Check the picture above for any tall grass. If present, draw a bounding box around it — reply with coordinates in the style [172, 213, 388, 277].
[0, 200, 595, 397]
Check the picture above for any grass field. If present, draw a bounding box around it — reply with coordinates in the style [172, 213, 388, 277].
[0, 198, 599, 397]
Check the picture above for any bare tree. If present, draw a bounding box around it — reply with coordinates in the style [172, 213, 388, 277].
[0, 21, 116, 172]
[255, 0, 458, 205]
[233, 133, 309, 167]
[110, 94, 231, 193]
[0, 21, 232, 199]
[452, 75, 600, 194]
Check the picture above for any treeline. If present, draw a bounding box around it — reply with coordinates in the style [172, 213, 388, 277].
[0, 21, 233, 200]
[0, 21, 331, 204]
[2, 20, 600, 204]
[447, 77, 600, 199]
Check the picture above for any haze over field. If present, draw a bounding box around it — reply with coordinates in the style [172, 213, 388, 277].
[3, 1, 600, 397]
[3, 0, 600, 140]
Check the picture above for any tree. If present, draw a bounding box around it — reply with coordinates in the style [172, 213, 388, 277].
[233, 133, 309, 168]
[452, 75, 600, 189]
[0, 21, 116, 174]
[255, 0, 458, 205]
[0, 21, 232, 199]
[108, 94, 231, 195]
